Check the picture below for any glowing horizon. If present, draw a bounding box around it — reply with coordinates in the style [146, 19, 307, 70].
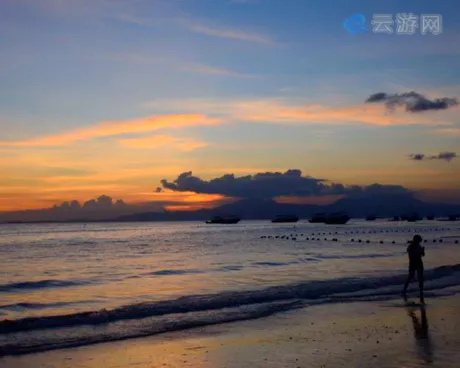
[1, 0, 459, 214]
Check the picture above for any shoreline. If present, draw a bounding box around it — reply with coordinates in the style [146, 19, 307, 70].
[2, 295, 460, 368]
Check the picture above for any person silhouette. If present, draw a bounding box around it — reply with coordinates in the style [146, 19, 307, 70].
[402, 234, 425, 303]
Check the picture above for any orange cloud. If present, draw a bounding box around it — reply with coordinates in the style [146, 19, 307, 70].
[182, 64, 261, 79]
[0, 114, 221, 147]
[164, 203, 216, 211]
[0, 188, 228, 212]
[187, 23, 274, 44]
[433, 128, 460, 135]
[232, 101, 451, 127]
[118, 135, 208, 151]
[144, 98, 453, 127]
[275, 195, 344, 205]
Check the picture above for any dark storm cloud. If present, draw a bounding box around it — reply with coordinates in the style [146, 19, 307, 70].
[161, 170, 326, 198]
[366, 91, 458, 112]
[435, 152, 457, 162]
[160, 170, 411, 199]
[409, 153, 426, 161]
[409, 152, 457, 163]
[345, 183, 411, 196]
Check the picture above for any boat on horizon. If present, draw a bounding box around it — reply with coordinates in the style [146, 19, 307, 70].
[365, 215, 377, 221]
[205, 216, 241, 224]
[271, 215, 299, 223]
[438, 215, 459, 222]
[308, 213, 327, 223]
[403, 213, 422, 222]
[324, 212, 350, 225]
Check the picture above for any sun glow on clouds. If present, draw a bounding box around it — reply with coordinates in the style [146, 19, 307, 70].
[275, 195, 344, 205]
[0, 115, 220, 147]
[0, 97, 458, 212]
[187, 23, 274, 45]
[163, 192, 230, 212]
[118, 135, 208, 151]
[144, 98, 456, 127]
[434, 128, 460, 135]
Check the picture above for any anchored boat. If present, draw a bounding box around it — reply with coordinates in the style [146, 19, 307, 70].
[271, 215, 299, 223]
[324, 212, 350, 225]
[205, 216, 241, 224]
[308, 213, 327, 223]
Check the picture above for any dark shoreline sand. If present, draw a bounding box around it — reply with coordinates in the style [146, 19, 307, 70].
[1, 296, 460, 368]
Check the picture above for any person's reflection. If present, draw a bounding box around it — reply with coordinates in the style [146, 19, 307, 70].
[407, 306, 433, 364]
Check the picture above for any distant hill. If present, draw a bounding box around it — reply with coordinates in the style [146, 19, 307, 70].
[111, 195, 460, 222]
[2, 194, 459, 224]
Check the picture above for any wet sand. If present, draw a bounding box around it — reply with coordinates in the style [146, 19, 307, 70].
[1, 296, 460, 368]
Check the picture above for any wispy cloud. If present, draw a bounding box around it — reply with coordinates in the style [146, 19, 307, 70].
[0, 115, 221, 147]
[23, 0, 154, 25]
[433, 128, 460, 136]
[118, 135, 208, 151]
[182, 64, 261, 79]
[28, 1, 274, 45]
[107, 53, 260, 79]
[409, 152, 457, 162]
[186, 22, 274, 44]
[143, 97, 452, 127]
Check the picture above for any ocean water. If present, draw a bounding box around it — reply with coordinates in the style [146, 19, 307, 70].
[1, 220, 460, 356]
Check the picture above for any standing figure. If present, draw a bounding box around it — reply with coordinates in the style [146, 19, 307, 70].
[402, 234, 425, 303]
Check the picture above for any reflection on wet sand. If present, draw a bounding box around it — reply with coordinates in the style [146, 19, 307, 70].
[407, 306, 433, 364]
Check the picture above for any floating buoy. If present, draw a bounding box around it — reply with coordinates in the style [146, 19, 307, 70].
[439, 239, 443, 243]
[351, 239, 354, 242]
[455, 240, 458, 244]
[332, 238, 338, 242]
[392, 241, 395, 244]
[433, 239, 437, 243]
[366, 240, 370, 243]
[358, 239, 362, 243]
[380, 241, 383, 244]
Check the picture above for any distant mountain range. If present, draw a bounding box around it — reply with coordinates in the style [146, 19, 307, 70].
[111, 195, 460, 222]
[2, 194, 459, 224]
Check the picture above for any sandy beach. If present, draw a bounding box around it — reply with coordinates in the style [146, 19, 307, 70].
[2, 295, 459, 368]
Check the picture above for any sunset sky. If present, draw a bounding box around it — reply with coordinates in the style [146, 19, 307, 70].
[1, 0, 459, 213]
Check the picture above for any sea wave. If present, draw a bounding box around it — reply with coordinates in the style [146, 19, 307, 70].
[131, 269, 205, 277]
[2, 264, 459, 334]
[0, 301, 89, 311]
[313, 252, 402, 260]
[0, 279, 92, 293]
[1, 264, 459, 356]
